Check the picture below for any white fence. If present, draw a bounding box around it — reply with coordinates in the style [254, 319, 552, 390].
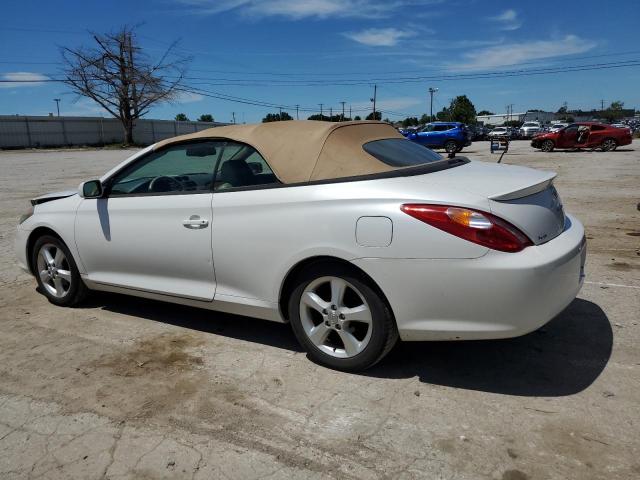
[0, 116, 228, 149]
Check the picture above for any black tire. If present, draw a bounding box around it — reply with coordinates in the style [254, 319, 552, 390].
[600, 138, 617, 152]
[540, 139, 555, 152]
[444, 140, 458, 154]
[31, 235, 88, 306]
[288, 263, 398, 371]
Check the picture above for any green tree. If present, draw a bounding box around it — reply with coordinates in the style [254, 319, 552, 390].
[365, 111, 382, 121]
[448, 95, 477, 124]
[262, 112, 293, 122]
[175, 113, 189, 121]
[354, 115, 361, 121]
[436, 107, 450, 121]
[477, 110, 494, 116]
[602, 101, 625, 122]
[198, 114, 214, 122]
[401, 117, 419, 128]
[419, 114, 434, 124]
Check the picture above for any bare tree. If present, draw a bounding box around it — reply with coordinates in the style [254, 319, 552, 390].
[61, 26, 190, 145]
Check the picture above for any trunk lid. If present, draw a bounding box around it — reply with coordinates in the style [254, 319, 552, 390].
[409, 160, 566, 245]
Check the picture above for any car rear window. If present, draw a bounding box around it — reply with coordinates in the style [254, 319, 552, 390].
[363, 138, 444, 167]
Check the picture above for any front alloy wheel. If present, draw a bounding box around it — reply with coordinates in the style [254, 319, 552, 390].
[540, 139, 555, 152]
[37, 243, 72, 298]
[32, 235, 87, 306]
[288, 264, 398, 371]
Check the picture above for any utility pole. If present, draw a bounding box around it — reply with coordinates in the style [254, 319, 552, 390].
[295, 104, 299, 120]
[54, 98, 61, 116]
[600, 99, 605, 112]
[319, 103, 323, 119]
[340, 101, 346, 121]
[428, 87, 438, 120]
[278, 107, 282, 119]
[232, 112, 236, 124]
[329, 107, 332, 121]
[371, 84, 377, 119]
[349, 105, 352, 120]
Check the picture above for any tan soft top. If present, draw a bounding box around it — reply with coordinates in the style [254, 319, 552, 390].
[154, 120, 404, 184]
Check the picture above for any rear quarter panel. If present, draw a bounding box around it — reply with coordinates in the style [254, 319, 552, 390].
[210, 176, 489, 304]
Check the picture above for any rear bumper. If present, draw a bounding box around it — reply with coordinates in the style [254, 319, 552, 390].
[352, 214, 586, 341]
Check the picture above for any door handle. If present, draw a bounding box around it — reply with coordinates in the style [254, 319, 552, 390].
[182, 215, 209, 229]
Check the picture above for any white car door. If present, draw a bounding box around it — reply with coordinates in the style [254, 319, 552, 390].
[75, 141, 221, 301]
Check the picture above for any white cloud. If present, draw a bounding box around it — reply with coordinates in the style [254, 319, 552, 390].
[449, 35, 597, 71]
[174, 91, 204, 103]
[344, 27, 416, 47]
[0, 72, 49, 88]
[488, 9, 521, 31]
[177, 0, 441, 19]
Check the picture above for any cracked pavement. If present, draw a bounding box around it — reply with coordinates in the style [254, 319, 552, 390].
[0, 142, 639, 479]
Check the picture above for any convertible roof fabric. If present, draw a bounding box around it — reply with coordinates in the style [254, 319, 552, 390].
[153, 120, 404, 184]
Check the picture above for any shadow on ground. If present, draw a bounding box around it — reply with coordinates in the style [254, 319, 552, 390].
[367, 298, 612, 397]
[83, 293, 611, 397]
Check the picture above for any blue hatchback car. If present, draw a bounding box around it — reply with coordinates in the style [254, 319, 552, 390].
[403, 122, 472, 154]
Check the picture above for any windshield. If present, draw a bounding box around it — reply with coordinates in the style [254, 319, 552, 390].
[523, 123, 538, 127]
[363, 138, 443, 167]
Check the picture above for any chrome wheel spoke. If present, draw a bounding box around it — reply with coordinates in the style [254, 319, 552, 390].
[39, 269, 50, 283]
[302, 291, 329, 314]
[330, 278, 347, 307]
[42, 247, 55, 266]
[308, 323, 331, 346]
[54, 248, 65, 267]
[341, 304, 371, 325]
[337, 329, 362, 356]
[53, 277, 65, 297]
[56, 269, 72, 282]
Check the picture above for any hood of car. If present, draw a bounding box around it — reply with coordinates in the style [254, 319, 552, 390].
[31, 189, 77, 206]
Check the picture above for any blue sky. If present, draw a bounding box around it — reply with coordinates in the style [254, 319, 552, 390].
[1, 0, 639, 123]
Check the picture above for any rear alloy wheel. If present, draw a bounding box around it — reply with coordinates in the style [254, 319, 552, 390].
[32, 235, 87, 306]
[288, 264, 398, 371]
[600, 138, 617, 151]
[540, 139, 555, 152]
[444, 140, 458, 154]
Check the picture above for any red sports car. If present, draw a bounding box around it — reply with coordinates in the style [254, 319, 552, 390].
[531, 122, 632, 152]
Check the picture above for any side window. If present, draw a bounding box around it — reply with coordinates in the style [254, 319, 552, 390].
[564, 124, 578, 134]
[214, 142, 279, 191]
[109, 141, 220, 196]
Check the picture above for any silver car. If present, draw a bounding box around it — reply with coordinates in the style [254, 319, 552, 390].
[15, 121, 586, 371]
[519, 122, 542, 138]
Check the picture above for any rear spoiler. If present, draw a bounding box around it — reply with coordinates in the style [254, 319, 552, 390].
[489, 172, 556, 201]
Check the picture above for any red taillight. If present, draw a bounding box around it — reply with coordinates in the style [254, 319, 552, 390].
[401, 204, 533, 253]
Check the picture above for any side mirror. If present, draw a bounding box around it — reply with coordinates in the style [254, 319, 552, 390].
[79, 179, 103, 198]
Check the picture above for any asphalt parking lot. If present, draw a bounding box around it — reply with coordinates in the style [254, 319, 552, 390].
[0, 140, 638, 479]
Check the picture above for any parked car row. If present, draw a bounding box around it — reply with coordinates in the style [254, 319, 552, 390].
[396, 119, 635, 155]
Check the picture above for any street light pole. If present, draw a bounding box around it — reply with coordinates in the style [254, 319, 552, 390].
[371, 84, 377, 119]
[319, 103, 323, 119]
[54, 98, 61, 117]
[295, 104, 299, 120]
[340, 101, 346, 121]
[428, 87, 438, 120]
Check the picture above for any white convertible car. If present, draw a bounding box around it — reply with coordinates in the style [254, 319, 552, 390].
[15, 121, 586, 371]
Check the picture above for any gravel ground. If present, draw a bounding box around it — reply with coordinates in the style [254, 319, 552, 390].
[0, 140, 638, 479]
